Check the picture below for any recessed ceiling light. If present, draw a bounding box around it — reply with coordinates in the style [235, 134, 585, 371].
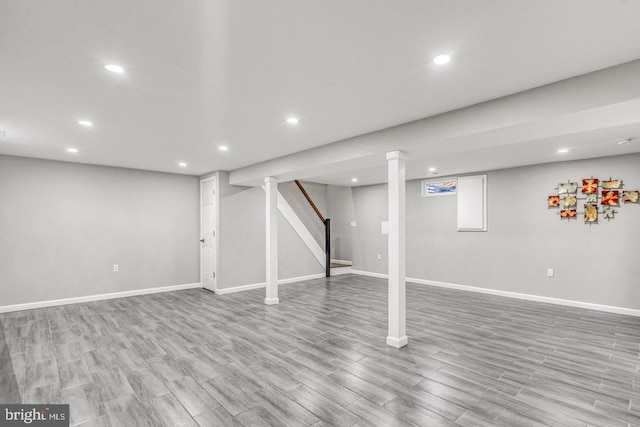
[178, 162, 187, 167]
[78, 120, 93, 127]
[351, 178, 358, 183]
[557, 148, 569, 153]
[67, 148, 78, 153]
[433, 54, 451, 65]
[617, 138, 632, 145]
[219, 145, 228, 151]
[105, 64, 125, 73]
[286, 117, 299, 124]
[428, 167, 436, 172]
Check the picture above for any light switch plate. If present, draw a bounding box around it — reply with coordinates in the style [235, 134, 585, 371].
[381, 221, 389, 234]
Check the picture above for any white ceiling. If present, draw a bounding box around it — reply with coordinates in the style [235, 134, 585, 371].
[2, 0, 640, 185]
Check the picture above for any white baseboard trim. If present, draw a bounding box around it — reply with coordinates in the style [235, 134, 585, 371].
[215, 273, 326, 295]
[279, 273, 325, 285]
[351, 269, 388, 279]
[331, 259, 353, 266]
[409, 277, 640, 317]
[330, 266, 352, 276]
[0, 283, 202, 314]
[351, 270, 640, 317]
[215, 282, 265, 295]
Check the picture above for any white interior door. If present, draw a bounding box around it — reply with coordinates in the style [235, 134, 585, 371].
[201, 177, 217, 291]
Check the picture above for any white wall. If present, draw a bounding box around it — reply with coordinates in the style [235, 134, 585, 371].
[332, 153, 640, 310]
[216, 172, 265, 289]
[327, 184, 357, 261]
[0, 155, 200, 306]
[350, 184, 388, 272]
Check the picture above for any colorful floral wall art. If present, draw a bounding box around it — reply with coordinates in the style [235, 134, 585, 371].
[558, 182, 578, 194]
[548, 177, 636, 224]
[561, 209, 577, 219]
[602, 207, 615, 220]
[602, 179, 622, 189]
[622, 190, 639, 203]
[602, 190, 619, 206]
[584, 204, 598, 223]
[581, 179, 598, 193]
[563, 195, 577, 208]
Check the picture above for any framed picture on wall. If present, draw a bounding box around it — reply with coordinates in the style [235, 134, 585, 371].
[422, 178, 457, 197]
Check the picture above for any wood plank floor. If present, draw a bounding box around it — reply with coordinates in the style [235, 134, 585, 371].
[1, 274, 639, 426]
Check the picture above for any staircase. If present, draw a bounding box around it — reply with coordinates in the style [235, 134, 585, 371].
[265, 180, 353, 278]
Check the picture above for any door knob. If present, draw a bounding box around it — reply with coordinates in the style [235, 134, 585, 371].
[200, 239, 205, 243]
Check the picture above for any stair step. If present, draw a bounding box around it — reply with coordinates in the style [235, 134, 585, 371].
[329, 260, 352, 276]
[330, 262, 351, 268]
[330, 262, 351, 276]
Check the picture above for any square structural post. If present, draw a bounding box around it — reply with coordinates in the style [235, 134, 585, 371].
[265, 176, 279, 305]
[386, 151, 407, 348]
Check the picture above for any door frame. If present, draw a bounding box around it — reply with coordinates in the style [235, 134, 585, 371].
[200, 174, 219, 291]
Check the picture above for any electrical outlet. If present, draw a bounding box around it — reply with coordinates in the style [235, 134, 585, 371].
[377, 254, 382, 261]
[350, 221, 357, 227]
[113, 264, 119, 272]
[547, 268, 553, 277]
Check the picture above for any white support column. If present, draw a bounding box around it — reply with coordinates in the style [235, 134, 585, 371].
[264, 177, 279, 305]
[386, 151, 408, 348]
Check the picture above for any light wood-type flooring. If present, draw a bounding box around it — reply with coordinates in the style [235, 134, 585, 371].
[1, 274, 639, 426]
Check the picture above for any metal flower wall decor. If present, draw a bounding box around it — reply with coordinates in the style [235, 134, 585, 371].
[548, 177, 638, 225]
